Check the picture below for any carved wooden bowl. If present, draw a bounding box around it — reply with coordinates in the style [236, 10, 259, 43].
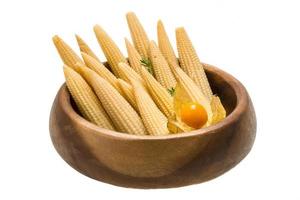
[49, 63, 256, 188]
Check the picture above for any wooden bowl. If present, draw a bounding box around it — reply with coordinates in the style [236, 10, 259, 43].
[49, 63, 256, 188]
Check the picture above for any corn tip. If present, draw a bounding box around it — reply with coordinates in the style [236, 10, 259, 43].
[175, 27, 185, 33]
[124, 37, 131, 46]
[75, 34, 80, 41]
[63, 64, 75, 76]
[93, 25, 106, 36]
[126, 11, 136, 19]
[52, 35, 60, 44]
[157, 20, 164, 31]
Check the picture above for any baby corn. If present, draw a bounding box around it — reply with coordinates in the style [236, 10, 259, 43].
[63, 65, 114, 130]
[176, 27, 213, 99]
[117, 79, 138, 111]
[126, 12, 150, 58]
[125, 38, 143, 76]
[140, 67, 174, 118]
[157, 20, 179, 67]
[148, 41, 177, 89]
[78, 66, 147, 135]
[80, 52, 121, 94]
[53, 35, 84, 71]
[75, 34, 100, 62]
[93, 25, 127, 77]
[131, 79, 169, 136]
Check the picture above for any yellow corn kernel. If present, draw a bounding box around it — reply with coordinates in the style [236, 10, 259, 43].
[140, 67, 174, 118]
[148, 41, 177, 89]
[131, 79, 169, 136]
[75, 34, 100, 62]
[157, 20, 179, 67]
[125, 38, 143, 76]
[117, 62, 147, 89]
[173, 66, 212, 124]
[63, 65, 114, 130]
[78, 67, 147, 135]
[80, 52, 122, 94]
[116, 79, 138, 111]
[126, 12, 150, 58]
[176, 27, 213, 99]
[53, 35, 84, 72]
[93, 25, 127, 77]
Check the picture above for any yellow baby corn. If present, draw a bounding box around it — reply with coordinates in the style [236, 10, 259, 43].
[131, 79, 169, 136]
[125, 38, 143, 76]
[117, 62, 147, 89]
[176, 27, 213, 99]
[75, 34, 100, 62]
[148, 41, 177, 89]
[126, 12, 150, 58]
[93, 25, 127, 77]
[116, 79, 138, 111]
[173, 66, 212, 123]
[53, 35, 84, 72]
[63, 65, 114, 130]
[80, 52, 122, 94]
[140, 67, 174, 118]
[78, 67, 147, 135]
[157, 20, 179, 67]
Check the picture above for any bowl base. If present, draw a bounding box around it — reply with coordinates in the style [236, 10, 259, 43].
[50, 105, 256, 189]
[54, 141, 252, 189]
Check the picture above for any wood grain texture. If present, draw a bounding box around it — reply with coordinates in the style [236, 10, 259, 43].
[49, 63, 256, 188]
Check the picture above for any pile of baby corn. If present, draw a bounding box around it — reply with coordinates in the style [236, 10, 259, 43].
[53, 12, 226, 136]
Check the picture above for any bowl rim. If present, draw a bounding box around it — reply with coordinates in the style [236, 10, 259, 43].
[56, 63, 248, 141]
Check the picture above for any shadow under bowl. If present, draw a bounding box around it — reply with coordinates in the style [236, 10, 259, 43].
[49, 63, 256, 188]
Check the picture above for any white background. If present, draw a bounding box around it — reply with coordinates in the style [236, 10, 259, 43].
[0, 0, 299, 199]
